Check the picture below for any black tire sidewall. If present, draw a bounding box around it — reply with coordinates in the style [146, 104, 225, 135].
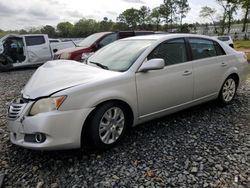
[86, 102, 128, 150]
[0, 55, 13, 72]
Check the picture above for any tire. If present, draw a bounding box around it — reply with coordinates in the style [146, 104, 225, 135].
[0, 54, 13, 72]
[84, 102, 129, 150]
[218, 76, 237, 105]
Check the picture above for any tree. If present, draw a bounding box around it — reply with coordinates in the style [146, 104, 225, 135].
[199, 6, 218, 34]
[159, 0, 178, 30]
[73, 19, 99, 37]
[240, 0, 250, 32]
[27, 27, 41, 34]
[138, 6, 151, 29]
[117, 8, 140, 29]
[151, 7, 162, 31]
[57, 22, 74, 37]
[216, 0, 239, 34]
[112, 22, 129, 31]
[99, 18, 114, 32]
[176, 0, 190, 27]
[40, 25, 57, 37]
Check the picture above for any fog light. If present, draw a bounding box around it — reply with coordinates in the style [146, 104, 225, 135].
[35, 133, 46, 143]
[24, 133, 46, 143]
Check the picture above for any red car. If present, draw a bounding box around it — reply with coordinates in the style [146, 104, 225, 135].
[54, 31, 158, 61]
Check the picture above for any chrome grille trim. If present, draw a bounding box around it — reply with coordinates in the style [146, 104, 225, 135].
[8, 103, 27, 119]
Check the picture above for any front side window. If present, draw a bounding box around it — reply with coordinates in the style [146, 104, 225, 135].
[98, 33, 117, 48]
[189, 38, 217, 60]
[148, 38, 187, 66]
[25, 36, 45, 46]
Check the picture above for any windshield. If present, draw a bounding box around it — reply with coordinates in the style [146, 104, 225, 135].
[77, 32, 108, 47]
[88, 39, 154, 72]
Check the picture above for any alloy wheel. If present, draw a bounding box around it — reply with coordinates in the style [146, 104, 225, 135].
[99, 107, 125, 144]
[222, 78, 236, 102]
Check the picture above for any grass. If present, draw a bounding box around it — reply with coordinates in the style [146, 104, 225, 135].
[234, 40, 250, 61]
[234, 40, 250, 49]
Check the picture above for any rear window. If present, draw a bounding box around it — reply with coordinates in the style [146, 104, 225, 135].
[189, 38, 217, 60]
[214, 42, 226, 56]
[217, 37, 230, 41]
[25, 36, 45, 46]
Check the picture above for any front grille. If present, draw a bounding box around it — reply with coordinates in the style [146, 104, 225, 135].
[8, 102, 27, 119]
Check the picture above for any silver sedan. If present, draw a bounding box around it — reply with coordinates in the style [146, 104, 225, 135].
[7, 34, 249, 150]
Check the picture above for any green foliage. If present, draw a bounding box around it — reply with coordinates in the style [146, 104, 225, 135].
[117, 8, 140, 29]
[151, 7, 162, 30]
[176, 0, 190, 25]
[234, 40, 250, 49]
[57, 22, 74, 37]
[73, 19, 99, 37]
[159, 0, 177, 25]
[41, 25, 57, 38]
[138, 6, 151, 28]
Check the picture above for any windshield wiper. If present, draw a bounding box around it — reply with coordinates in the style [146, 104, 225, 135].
[89, 61, 109, 70]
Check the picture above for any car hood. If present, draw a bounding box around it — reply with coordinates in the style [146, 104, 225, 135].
[55, 46, 90, 54]
[22, 60, 120, 99]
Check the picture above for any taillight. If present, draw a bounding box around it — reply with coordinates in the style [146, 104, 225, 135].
[243, 53, 247, 61]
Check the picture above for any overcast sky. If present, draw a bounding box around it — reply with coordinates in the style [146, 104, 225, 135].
[0, 0, 238, 30]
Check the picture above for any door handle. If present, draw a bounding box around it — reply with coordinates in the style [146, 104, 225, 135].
[182, 70, 192, 76]
[221, 62, 227, 67]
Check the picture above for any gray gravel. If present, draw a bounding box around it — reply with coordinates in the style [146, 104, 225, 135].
[0, 68, 250, 188]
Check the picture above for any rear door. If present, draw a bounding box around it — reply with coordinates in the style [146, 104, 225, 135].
[25, 35, 52, 63]
[188, 38, 226, 99]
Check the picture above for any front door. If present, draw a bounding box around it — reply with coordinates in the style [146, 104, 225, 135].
[25, 35, 52, 64]
[136, 38, 194, 117]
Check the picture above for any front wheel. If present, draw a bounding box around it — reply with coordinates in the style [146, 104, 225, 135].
[218, 77, 237, 105]
[84, 102, 128, 150]
[0, 54, 13, 72]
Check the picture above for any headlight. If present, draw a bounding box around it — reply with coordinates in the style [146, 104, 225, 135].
[30, 96, 66, 116]
[60, 52, 71, 59]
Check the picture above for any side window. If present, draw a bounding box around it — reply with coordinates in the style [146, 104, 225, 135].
[148, 38, 187, 66]
[98, 33, 117, 48]
[25, 36, 45, 46]
[214, 42, 226, 56]
[189, 38, 217, 60]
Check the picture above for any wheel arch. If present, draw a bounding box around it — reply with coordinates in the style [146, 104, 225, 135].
[221, 67, 240, 89]
[80, 99, 134, 147]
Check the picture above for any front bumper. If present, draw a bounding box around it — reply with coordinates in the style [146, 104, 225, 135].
[7, 105, 94, 150]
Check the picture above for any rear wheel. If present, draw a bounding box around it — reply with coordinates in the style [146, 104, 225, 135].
[84, 102, 128, 150]
[218, 76, 237, 105]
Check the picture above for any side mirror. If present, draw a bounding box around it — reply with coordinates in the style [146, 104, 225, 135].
[138, 58, 165, 72]
[53, 49, 58, 53]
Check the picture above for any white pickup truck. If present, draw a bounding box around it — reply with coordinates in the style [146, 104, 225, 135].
[0, 34, 75, 71]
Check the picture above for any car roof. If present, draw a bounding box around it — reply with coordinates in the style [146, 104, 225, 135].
[122, 33, 219, 41]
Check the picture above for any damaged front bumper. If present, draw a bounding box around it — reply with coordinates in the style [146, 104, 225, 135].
[7, 99, 94, 150]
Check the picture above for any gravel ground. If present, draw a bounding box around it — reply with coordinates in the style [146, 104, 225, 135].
[0, 68, 250, 188]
